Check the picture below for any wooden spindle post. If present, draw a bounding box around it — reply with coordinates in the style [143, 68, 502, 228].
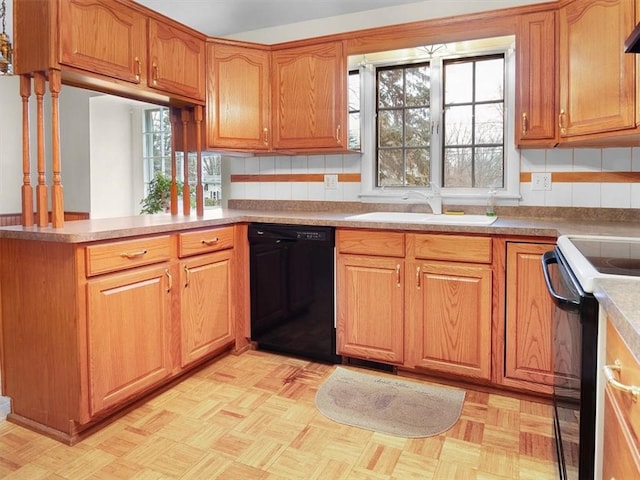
[49, 70, 64, 228]
[194, 105, 203, 217]
[34, 71, 48, 227]
[181, 107, 190, 216]
[20, 75, 33, 227]
[169, 108, 179, 215]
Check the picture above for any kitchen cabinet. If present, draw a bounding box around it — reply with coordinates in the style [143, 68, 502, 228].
[206, 42, 271, 151]
[406, 234, 493, 381]
[271, 41, 348, 150]
[336, 229, 493, 381]
[0, 226, 239, 444]
[87, 264, 172, 416]
[15, 0, 206, 103]
[148, 18, 206, 102]
[602, 317, 640, 479]
[178, 227, 235, 367]
[515, 10, 558, 147]
[336, 230, 405, 364]
[558, 0, 636, 141]
[59, 0, 146, 85]
[501, 241, 557, 394]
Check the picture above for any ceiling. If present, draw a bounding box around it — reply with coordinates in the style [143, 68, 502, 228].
[135, 0, 423, 37]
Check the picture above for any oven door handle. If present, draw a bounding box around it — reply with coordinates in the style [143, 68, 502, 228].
[541, 250, 581, 313]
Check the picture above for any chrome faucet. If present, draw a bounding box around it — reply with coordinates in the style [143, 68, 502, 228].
[402, 182, 442, 214]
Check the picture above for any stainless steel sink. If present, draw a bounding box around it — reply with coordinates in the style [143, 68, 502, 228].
[344, 211, 498, 225]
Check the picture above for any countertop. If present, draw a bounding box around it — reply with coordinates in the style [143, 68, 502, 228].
[2, 204, 640, 359]
[2, 207, 640, 243]
[594, 278, 640, 362]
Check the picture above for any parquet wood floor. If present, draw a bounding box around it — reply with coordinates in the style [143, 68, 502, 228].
[0, 350, 558, 479]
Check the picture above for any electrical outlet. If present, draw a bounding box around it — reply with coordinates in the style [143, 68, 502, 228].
[324, 174, 338, 190]
[531, 172, 552, 191]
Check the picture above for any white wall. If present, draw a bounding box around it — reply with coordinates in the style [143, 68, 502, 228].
[89, 95, 143, 218]
[0, 76, 22, 213]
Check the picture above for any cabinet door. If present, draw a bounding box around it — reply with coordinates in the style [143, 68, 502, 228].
[408, 261, 492, 380]
[271, 41, 347, 150]
[503, 242, 556, 393]
[207, 43, 271, 150]
[59, 0, 145, 84]
[87, 265, 172, 416]
[180, 250, 234, 367]
[516, 10, 557, 147]
[558, 0, 636, 138]
[148, 18, 206, 101]
[336, 254, 404, 363]
[603, 389, 640, 480]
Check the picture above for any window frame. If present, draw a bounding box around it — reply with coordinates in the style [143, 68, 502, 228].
[355, 39, 519, 206]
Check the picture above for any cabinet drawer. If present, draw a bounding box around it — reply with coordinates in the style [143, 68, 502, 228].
[178, 226, 234, 257]
[605, 319, 640, 449]
[337, 229, 405, 257]
[413, 234, 492, 263]
[603, 389, 640, 479]
[86, 236, 172, 277]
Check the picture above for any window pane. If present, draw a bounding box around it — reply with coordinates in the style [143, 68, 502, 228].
[476, 58, 504, 102]
[378, 149, 404, 186]
[444, 62, 472, 104]
[405, 108, 430, 147]
[444, 147, 473, 187]
[475, 104, 503, 144]
[349, 112, 360, 150]
[378, 69, 404, 108]
[475, 147, 504, 188]
[378, 110, 403, 147]
[348, 72, 360, 111]
[444, 105, 473, 145]
[406, 148, 430, 186]
[405, 65, 430, 107]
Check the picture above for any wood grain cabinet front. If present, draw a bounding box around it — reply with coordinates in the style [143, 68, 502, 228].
[406, 234, 493, 381]
[206, 42, 271, 151]
[602, 317, 640, 480]
[271, 41, 347, 151]
[86, 264, 173, 416]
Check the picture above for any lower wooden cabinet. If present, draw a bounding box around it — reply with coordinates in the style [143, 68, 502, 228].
[337, 254, 405, 363]
[180, 250, 234, 367]
[501, 241, 556, 394]
[407, 261, 492, 380]
[602, 317, 640, 479]
[0, 226, 238, 444]
[87, 264, 172, 416]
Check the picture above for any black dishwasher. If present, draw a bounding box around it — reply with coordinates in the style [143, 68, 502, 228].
[248, 223, 341, 364]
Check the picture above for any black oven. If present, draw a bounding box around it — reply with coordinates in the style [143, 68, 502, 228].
[542, 248, 598, 480]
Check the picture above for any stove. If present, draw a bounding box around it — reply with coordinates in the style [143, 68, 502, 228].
[557, 235, 640, 292]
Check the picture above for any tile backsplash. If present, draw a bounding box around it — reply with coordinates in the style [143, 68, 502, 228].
[225, 147, 640, 209]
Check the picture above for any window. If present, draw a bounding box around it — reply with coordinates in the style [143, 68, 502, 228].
[443, 55, 504, 188]
[142, 106, 222, 208]
[351, 36, 517, 203]
[348, 70, 361, 151]
[376, 63, 430, 187]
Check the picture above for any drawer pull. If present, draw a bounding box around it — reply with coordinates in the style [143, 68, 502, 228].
[604, 360, 640, 401]
[120, 249, 148, 259]
[201, 238, 219, 246]
[396, 264, 401, 287]
[416, 266, 421, 288]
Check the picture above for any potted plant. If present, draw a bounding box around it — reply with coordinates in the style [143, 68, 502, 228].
[140, 172, 181, 214]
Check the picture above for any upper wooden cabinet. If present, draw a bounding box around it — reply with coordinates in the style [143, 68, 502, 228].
[206, 42, 271, 151]
[558, 0, 636, 141]
[148, 18, 206, 102]
[271, 41, 347, 150]
[515, 10, 558, 147]
[59, 0, 146, 85]
[14, 0, 206, 103]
